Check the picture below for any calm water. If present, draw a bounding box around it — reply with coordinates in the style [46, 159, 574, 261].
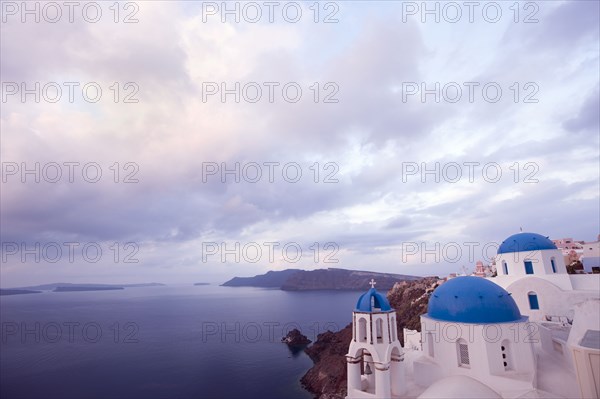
[0, 285, 359, 399]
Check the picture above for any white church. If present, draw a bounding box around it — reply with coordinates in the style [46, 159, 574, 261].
[345, 232, 600, 399]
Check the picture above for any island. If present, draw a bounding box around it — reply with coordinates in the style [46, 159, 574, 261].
[2, 282, 165, 294]
[10, 282, 165, 291]
[120, 283, 166, 288]
[0, 289, 41, 296]
[222, 268, 421, 291]
[193, 283, 211, 286]
[53, 286, 124, 292]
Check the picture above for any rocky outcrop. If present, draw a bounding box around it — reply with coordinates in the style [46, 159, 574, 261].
[282, 329, 312, 346]
[301, 324, 352, 399]
[387, 276, 442, 342]
[301, 276, 443, 398]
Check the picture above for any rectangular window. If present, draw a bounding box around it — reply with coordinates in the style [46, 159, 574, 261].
[551, 259, 556, 273]
[427, 333, 434, 358]
[524, 261, 534, 275]
[552, 340, 564, 355]
[528, 294, 539, 310]
[458, 343, 470, 367]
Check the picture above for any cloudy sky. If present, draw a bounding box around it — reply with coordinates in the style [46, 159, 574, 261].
[1, 1, 598, 287]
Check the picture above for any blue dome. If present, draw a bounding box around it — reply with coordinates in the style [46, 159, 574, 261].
[427, 277, 524, 323]
[498, 232, 557, 254]
[355, 288, 392, 312]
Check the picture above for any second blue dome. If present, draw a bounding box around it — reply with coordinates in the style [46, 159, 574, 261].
[427, 276, 524, 323]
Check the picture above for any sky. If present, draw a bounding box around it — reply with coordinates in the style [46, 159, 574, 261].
[1, 0, 599, 287]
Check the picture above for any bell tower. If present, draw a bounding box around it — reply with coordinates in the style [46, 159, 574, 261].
[346, 279, 406, 398]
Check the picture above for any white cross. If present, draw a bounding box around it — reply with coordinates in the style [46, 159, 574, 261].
[369, 279, 376, 289]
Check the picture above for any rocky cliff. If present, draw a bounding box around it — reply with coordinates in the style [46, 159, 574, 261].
[301, 324, 352, 399]
[387, 276, 442, 334]
[300, 276, 442, 399]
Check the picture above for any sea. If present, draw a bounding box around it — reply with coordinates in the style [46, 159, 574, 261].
[0, 285, 360, 399]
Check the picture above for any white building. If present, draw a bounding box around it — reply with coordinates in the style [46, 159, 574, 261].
[344, 232, 600, 399]
[415, 276, 537, 398]
[491, 232, 600, 322]
[582, 239, 600, 273]
[568, 298, 600, 399]
[553, 237, 585, 261]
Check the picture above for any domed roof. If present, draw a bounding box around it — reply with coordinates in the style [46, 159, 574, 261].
[427, 276, 524, 323]
[498, 232, 557, 254]
[418, 375, 502, 399]
[355, 288, 392, 312]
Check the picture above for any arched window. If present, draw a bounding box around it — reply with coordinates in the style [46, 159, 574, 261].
[375, 318, 384, 344]
[390, 317, 396, 342]
[456, 339, 470, 368]
[550, 258, 557, 273]
[502, 261, 508, 275]
[501, 339, 513, 371]
[360, 349, 375, 392]
[358, 318, 367, 343]
[528, 292, 539, 310]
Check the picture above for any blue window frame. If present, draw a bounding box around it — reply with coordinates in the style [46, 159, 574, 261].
[503, 261, 508, 275]
[528, 293, 539, 310]
[551, 259, 556, 273]
[524, 261, 534, 275]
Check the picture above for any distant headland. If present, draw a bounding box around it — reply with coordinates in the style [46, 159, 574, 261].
[221, 268, 422, 291]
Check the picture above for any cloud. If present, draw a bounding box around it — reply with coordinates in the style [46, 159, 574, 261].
[563, 86, 600, 134]
[1, 2, 598, 287]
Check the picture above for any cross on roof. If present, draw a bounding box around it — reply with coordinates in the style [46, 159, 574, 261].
[369, 279, 376, 289]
